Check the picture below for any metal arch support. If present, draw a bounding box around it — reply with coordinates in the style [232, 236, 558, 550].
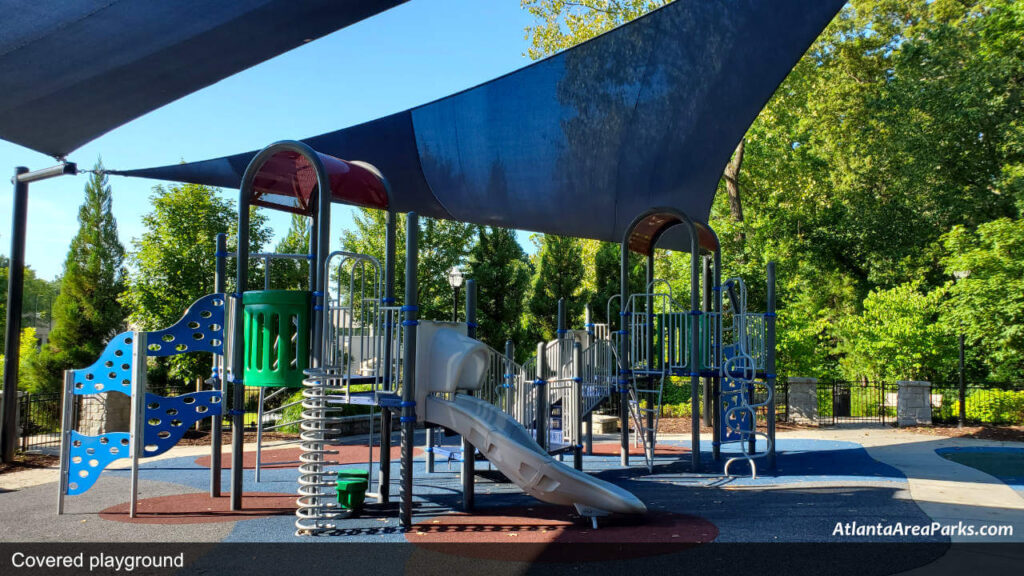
[233, 140, 332, 512]
[620, 206, 719, 471]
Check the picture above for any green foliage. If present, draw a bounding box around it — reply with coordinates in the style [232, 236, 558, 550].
[527, 235, 585, 340]
[340, 209, 475, 322]
[419, 218, 477, 321]
[121, 183, 271, 386]
[588, 241, 645, 326]
[0, 260, 59, 356]
[31, 163, 126, 394]
[270, 214, 311, 290]
[837, 283, 954, 381]
[522, 0, 1024, 382]
[521, 0, 671, 60]
[467, 226, 532, 356]
[934, 389, 1024, 425]
[0, 327, 42, 392]
[941, 218, 1024, 381]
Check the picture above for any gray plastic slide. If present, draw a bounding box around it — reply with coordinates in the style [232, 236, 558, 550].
[424, 393, 647, 516]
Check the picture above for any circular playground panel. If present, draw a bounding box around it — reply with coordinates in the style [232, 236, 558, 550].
[407, 506, 717, 562]
[99, 492, 296, 525]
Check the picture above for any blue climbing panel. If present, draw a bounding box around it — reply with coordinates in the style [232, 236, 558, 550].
[66, 431, 131, 495]
[146, 293, 225, 357]
[719, 345, 753, 443]
[142, 391, 222, 458]
[71, 332, 135, 396]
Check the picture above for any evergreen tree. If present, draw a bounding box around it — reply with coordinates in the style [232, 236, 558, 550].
[341, 209, 475, 321]
[467, 226, 532, 354]
[527, 234, 585, 340]
[32, 162, 125, 394]
[271, 214, 311, 290]
[589, 241, 645, 327]
[121, 182, 271, 386]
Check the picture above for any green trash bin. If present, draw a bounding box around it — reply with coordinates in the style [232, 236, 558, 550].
[243, 290, 311, 388]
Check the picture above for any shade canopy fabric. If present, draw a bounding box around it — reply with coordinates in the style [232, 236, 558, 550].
[117, 0, 843, 252]
[248, 147, 389, 215]
[0, 0, 404, 158]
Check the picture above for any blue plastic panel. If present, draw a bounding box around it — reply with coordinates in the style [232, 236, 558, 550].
[142, 391, 222, 458]
[720, 347, 753, 443]
[720, 385, 752, 443]
[71, 332, 135, 396]
[146, 293, 225, 357]
[66, 431, 130, 495]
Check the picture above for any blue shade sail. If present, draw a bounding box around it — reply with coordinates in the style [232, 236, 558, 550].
[117, 0, 844, 252]
[0, 0, 406, 157]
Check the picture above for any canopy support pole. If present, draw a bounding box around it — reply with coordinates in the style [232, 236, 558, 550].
[3, 162, 75, 464]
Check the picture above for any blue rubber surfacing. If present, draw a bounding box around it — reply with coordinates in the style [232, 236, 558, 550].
[94, 436, 951, 544]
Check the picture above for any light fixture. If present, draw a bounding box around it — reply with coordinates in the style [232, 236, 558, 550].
[447, 266, 464, 290]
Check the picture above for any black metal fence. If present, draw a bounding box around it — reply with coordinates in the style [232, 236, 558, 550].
[929, 382, 1024, 425]
[18, 392, 61, 450]
[15, 384, 278, 453]
[815, 381, 898, 426]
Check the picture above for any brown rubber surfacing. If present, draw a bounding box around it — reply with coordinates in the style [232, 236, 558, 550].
[407, 506, 716, 562]
[588, 442, 690, 457]
[99, 492, 296, 524]
[194, 444, 422, 470]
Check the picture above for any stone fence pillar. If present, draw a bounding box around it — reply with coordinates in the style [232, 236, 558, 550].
[897, 381, 931, 427]
[78, 393, 131, 436]
[787, 377, 818, 424]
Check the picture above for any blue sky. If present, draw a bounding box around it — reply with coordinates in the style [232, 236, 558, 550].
[0, 0, 538, 280]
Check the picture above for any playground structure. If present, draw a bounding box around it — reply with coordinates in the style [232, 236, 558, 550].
[53, 140, 777, 535]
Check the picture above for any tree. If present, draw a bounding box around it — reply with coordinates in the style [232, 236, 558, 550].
[522, 0, 1024, 380]
[0, 327, 42, 392]
[341, 209, 475, 322]
[121, 183, 271, 386]
[467, 226, 532, 354]
[836, 283, 954, 382]
[31, 163, 126, 394]
[588, 241, 645, 326]
[270, 214, 311, 290]
[941, 218, 1024, 381]
[0, 259, 59, 355]
[521, 0, 671, 59]
[527, 234, 585, 339]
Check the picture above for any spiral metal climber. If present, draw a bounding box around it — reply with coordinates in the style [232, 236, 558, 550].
[295, 369, 347, 534]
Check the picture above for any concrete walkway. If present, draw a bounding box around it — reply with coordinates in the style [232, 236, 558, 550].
[782, 426, 1024, 541]
[773, 426, 1024, 575]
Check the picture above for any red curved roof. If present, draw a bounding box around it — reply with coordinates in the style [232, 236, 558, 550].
[249, 149, 388, 214]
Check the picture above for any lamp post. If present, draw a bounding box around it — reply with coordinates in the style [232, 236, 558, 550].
[953, 270, 970, 429]
[448, 266, 464, 322]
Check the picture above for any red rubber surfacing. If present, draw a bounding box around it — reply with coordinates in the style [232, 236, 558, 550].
[588, 442, 690, 456]
[99, 492, 296, 524]
[407, 506, 717, 562]
[194, 444, 422, 470]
